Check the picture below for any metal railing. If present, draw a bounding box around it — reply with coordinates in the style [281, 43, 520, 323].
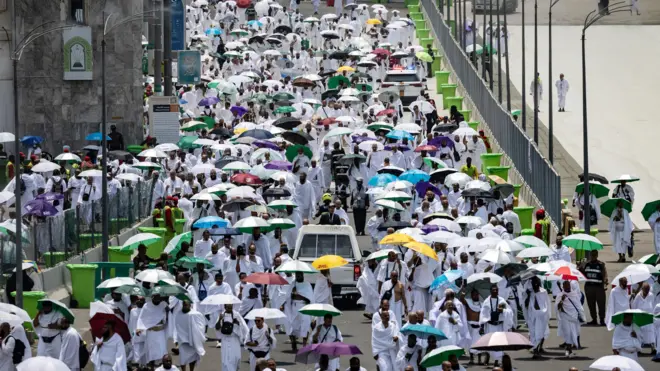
[421, 0, 562, 225]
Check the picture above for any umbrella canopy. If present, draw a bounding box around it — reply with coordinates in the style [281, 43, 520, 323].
[380, 233, 415, 245]
[562, 233, 603, 251]
[513, 235, 549, 248]
[642, 200, 660, 220]
[37, 299, 75, 323]
[429, 270, 464, 291]
[369, 173, 398, 187]
[295, 342, 362, 364]
[478, 249, 514, 264]
[589, 355, 644, 371]
[96, 277, 136, 289]
[135, 269, 174, 283]
[24, 199, 58, 217]
[517, 246, 555, 259]
[121, 233, 162, 251]
[312, 255, 349, 270]
[611, 174, 640, 184]
[420, 345, 465, 368]
[400, 324, 448, 340]
[245, 272, 289, 285]
[611, 309, 654, 327]
[404, 241, 438, 260]
[0, 302, 31, 322]
[299, 303, 342, 317]
[275, 260, 318, 274]
[0, 311, 23, 326]
[575, 181, 609, 198]
[471, 331, 533, 351]
[114, 284, 147, 296]
[245, 308, 287, 320]
[399, 169, 430, 184]
[192, 216, 229, 229]
[600, 198, 633, 217]
[234, 216, 270, 233]
[164, 231, 192, 255]
[176, 256, 213, 269]
[90, 311, 131, 343]
[17, 357, 72, 371]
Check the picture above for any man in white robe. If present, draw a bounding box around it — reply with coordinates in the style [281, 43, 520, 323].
[317, 140, 333, 189]
[556, 280, 584, 358]
[312, 314, 344, 371]
[612, 313, 643, 361]
[396, 334, 423, 371]
[555, 74, 570, 111]
[371, 310, 401, 371]
[522, 277, 550, 357]
[173, 301, 206, 371]
[244, 317, 277, 371]
[357, 259, 380, 317]
[606, 277, 631, 330]
[90, 320, 127, 371]
[205, 243, 227, 274]
[154, 355, 180, 371]
[217, 304, 249, 371]
[292, 151, 311, 175]
[32, 301, 64, 358]
[194, 230, 214, 259]
[407, 253, 433, 313]
[207, 272, 234, 346]
[379, 271, 408, 329]
[308, 159, 325, 201]
[284, 272, 313, 350]
[435, 300, 465, 347]
[313, 270, 334, 305]
[631, 282, 656, 350]
[59, 317, 81, 371]
[479, 285, 514, 366]
[78, 176, 101, 225]
[128, 298, 146, 367]
[366, 210, 385, 251]
[609, 201, 633, 261]
[293, 173, 317, 220]
[648, 205, 660, 254]
[136, 295, 169, 367]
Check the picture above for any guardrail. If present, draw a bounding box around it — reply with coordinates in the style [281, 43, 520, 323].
[419, 0, 562, 225]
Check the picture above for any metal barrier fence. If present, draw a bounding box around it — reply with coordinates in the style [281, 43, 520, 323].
[420, 0, 562, 225]
[0, 179, 155, 274]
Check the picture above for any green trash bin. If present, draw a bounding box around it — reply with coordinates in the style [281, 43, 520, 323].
[43, 252, 67, 268]
[440, 84, 458, 107]
[486, 166, 510, 181]
[414, 19, 426, 30]
[175, 219, 186, 234]
[110, 218, 129, 234]
[155, 217, 165, 228]
[445, 97, 464, 111]
[435, 71, 450, 92]
[459, 110, 472, 122]
[513, 184, 522, 198]
[420, 38, 434, 49]
[137, 227, 167, 259]
[79, 233, 103, 251]
[514, 206, 536, 230]
[408, 4, 420, 12]
[108, 246, 133, 277]
[417, 28, 430, 39]
[468, 121, 479, 131]
[411, 13, 424, 21]
[66, 264, 98, 308]
[431, 52, 442, 73]
[570, 228, 599, 261]
[406, 0, 420, 5]
[10, 291, 46, 319]
[480, 153, 502, 174]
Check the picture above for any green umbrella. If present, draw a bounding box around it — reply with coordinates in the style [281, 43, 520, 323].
[230, 29, 249, 36]
[637, 254, 660, 265]
[178, 136, 201, 150]
[611, 309, 654, 327]
[274, 106, 296, 114]
[208, 80, 222, 89]
[37, 299, 75, 324]
[366, 123, 393, 132]
[272, 92, 295, 101]
[641, 200, 660, 221]
[285, 145, 313, 162]
[575, 182, 609, 198]
[355, 83, 373, 92]
[268, 218, 296, 230]
[164, 232, 192, 255]
[416, 51, 434, 63]
[181, 120, 208, 132]
[121, 233, 163, 252]
[327, 75, 350, 90]
[176, 256, 214, 269]
[114, 284, 148, 297]
[195, 116, 216, 129]
[421, 346, 465, 368]
[267, 200, 297, 210]
[224, 51, 242, 58]
[149, 285, 189, 297]
[298, 303, 342, 317]
[562, 233, 603, 251]
[247, 93, 271, 103]
[423, 157, 447, 168]
[511, 109, 521, 116]
[600, 198, 632, 218]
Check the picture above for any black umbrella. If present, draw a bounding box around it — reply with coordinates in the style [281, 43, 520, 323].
[319, 70, 337, 78]
[249, 35, 266, 44]
[322, 33, 340, 40]
[215, 156, 242, 168]
[422, 213, 455, 225]
[377, 221, 410, 232]
[377, 167, 404, 176]
[274, 25, 292, 34]
[281, 131, 311, 145]
[210, 127, 232, 138]
[492, 183, 515, 198]
[433, 122, 459, 132]
[337, 154, 367, 165]
[210, 228, 242, 237]
[429, 168, 457, 183]
[578, 173, 609, 184]
[462, 279, 492, 299]
[461, 188, 493, 199]
[263, 187, 292, 198]
[221, 198, 255, 213]
[494, 263, 528, 277]
[265, 37, 283, 45]
[274, 117, 302, 130]
[321, 89, 339, 100]
[329, 51, 349, 60]
[506, 269, 540, 288]
[108, 150, 133, 161]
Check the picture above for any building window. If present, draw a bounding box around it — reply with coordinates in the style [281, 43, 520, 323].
[71, 0, 86, 24]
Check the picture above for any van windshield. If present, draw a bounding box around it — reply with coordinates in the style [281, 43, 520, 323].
[384, 73, 420, 83]
[298, 234, 353, 259]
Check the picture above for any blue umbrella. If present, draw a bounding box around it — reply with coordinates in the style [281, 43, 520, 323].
[193, 216, 229, 229]
[211, 228, 242, 236]
[429, 269, 464, 291]
[179, 99, 188, 105]
[239, 129, 274, 140]
[368, 173, 398, 187]
[24, 199, 59, 217]
[400, 324, 447, 340]
[247, 20, 263, 27]
[386, 130, 415, 141]
[20, 136, 43, 146]
[85, 132, 111, 141]
[399, 170, 430, 184]
[205, 28, 223, 35]
[198, 96, 220, 107]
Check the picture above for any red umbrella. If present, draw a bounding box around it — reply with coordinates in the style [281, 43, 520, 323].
[372, 48, 391, 56]
[237, 0, 251, 8]
[415, 145, 438, 152]
[550, 266, 586, 281]
[376, 108, 395, 117]
[89, 313, 131, 343]
[245, 272, 289, 285]
[231, 173, 263, 185]
[319, 117, 337, 126]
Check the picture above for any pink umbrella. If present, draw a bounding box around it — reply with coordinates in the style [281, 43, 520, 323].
[472, 332, 533, 351]
[295, 342, 362, 364]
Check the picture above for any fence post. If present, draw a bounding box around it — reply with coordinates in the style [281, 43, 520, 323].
[76, 206, 81, 255]
[129, 185, 134, 226]
[91, 201, 96, 250]
[137, 181, 142, 221]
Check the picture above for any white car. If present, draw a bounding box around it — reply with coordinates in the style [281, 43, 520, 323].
[292, 225, 364, 301]
[381, 69, 426, 106]
[474, 0, 518, 13]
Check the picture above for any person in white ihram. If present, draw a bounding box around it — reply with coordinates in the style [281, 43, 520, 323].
[605, 277, 631, 330]
[217, 304, 249, 371]
[371, 310, 401, 371]
[32, 300, 64, 358]
[173, 300, 206, 371]
[90, 320, 127, 371]
[244, 316, 277, 371]
[529, 73, 543, 112]
[555, 73, 569, 112]
[59, 317, 81, 371]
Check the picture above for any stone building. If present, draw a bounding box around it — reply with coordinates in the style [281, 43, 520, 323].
[0, 0, 145, 155]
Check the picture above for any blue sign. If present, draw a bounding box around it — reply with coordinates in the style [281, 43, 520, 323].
[177, 51, 201, 85]
[171, 0, 186, 51]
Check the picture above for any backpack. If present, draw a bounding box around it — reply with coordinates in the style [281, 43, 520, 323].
[19, 177, 26, 196]
[220, 312, 235, 335]
[5, 336, 25, 364]
[79, 338, 90, 368]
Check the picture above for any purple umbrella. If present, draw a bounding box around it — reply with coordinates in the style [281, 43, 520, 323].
[24, 199, 59, 217]
[264, 160, 293, 171]
[416, 181, 442, 198]
[37, 192, 65, 202]
[198, 96, 220, 107]
[429, 136, 455, 148]
[295, 342, 362, 364]
[421, 224, 440, 234]
[384, 144, 411, 151]
[253, 140, 280, 150]
[230, 106, 248, 117]
[352, 135, 378, 144]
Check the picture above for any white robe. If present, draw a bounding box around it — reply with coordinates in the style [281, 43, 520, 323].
[0, 336, 16, 371]
[357, 265, 380, 313]
[136, 301, 169, 363]
[371, 321, 401, 371]
[522, 289, 550, 347]
[314, 324, 343, 371]
[313, 275, 334, 305]
[90, 333, 127, 371]
[609, 208, 633, 255]
[556, 290, 584, 346]
[128, 307, 146, 365]
[605, 286, 630, 330]
[245, 325, 277, 371]
[59, 327, 81, 371]
[35, 310, 64, 358]
[612, 324, 643, 361]
[555, 79, 569, 109]
[218, 310, 249, 371]
[435, 310, 464, 347]
[379, 280, 405, 329]
[284, 281, 313, 337]
[631, 292, 656, 345]
[396, 343, 423, 371]
[293, 181, 317, 219]
[649, 211, 660, 254]
[173, 310, 206, 365]
[479, 296, 514, 361]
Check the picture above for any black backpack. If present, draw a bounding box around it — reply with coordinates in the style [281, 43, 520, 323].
[79, 338, 90, 368]
[219, 312, 235, 335]
[5, 336, 25, 364]
[19, 178, 26, 196]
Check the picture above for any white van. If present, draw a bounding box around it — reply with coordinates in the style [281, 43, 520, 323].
[293, 225, 364, 301]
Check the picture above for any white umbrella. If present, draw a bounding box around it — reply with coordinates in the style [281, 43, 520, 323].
[339, 88, 360, 96]
[222, 161, 252, 172]
[0, 191, 14, 205]
[468, 237, 502, 253]
[590, 355, 644, 371]
[338, 95, 360, 103]
[226, 185, 258, 199]
[135, 269, 174, 283]
[17, 356, 72, 371]
[122, 233, 162, 251]
[116, 173, 142, 183]
[424, 231, 459, 244]
[465, 180, 491, 191]
[0, 311, 24, 326]
[393, 123, 422, 133]
[444, 173, 473, 189]
[89, 301, 115, 317]
[79, 169, 103, 178]
[268, 199, 297, 208]
[0, 132, 15, 143]
[193, 138, 217, 146]
[275, 260, 318, 274]
[495, 240, 525, 254]
[54, 153, 82, 162]
[358, 140, 384, 152]
[516, 246, 555, 259]
[191, 193, 221, 201]
[244, 307, 287, 320]
[375, 199, 405, 211]
[397, 227, 426, 242]
[377, 191, 413, 201]
[96, 277, 136, 289]
[0, 302, 31, 322]
[190, 163, 216, 176]
[155, 143, 179, 152]
[269, 171, 297, 184]
[613, 264, 659, 285]
[478, 249, 514, 265]
[448, 237, 479, 250]
[467, 272, 502, 284]
[365, 249, 400, 261]
[335, 116, 359, 124]
[31, 160, 61, 173]
[452, 127, 479, 137]
[199, 294, 242, 314]
[385, 181, 413, 191]
[427, 218, 462, 233]
[138, 148, 168, 158]
[513, 235, 549, 248]
[234, 216, 270, 229]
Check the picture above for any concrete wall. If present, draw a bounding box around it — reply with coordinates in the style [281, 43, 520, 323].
[0, 0, 145, 154]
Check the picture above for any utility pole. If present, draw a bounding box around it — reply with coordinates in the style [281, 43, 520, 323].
[533, 0, 539, 144]
[462, 0, 467, 48]
[496, 1, 502, 103]
[503, 0, 511, 111]
[548, 0, 560, 164]
[153, 0, 162, 94]
[488, 0, 493, 91]
[101, 12, 109, 264]
[482, 3, 487, 80]
[11, 0, 21, 308]
[163, 0, 172, 96]
[521, 0, 526, 130]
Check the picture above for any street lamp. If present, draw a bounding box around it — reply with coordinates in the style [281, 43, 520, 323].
[503, 0, 511, 111]
[496, 1, 502, 103]
[533, 0, 538, 144]
[521, 0, 526, 130]
[548, 0, 560, 164]
[102, 11, 157, 265]
[9, 21, 72, 308]
[488, 0, 494, 91]
[581, 2, 631, 234]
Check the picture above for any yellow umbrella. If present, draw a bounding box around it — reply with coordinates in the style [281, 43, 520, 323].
[404, 241, 439, 260]
[312, 255, 349, 270]
[366, 18, 382, 25]
[337, 65, 356, 73]
[234, 128, 247, 135]
[380, 233, 415, 245]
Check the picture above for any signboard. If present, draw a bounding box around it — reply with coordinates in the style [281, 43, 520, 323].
[149, 96, 180, 145]
[171, 0, 186, 51]
[177, 50, 201, 85]
[63, 26, 93, 80]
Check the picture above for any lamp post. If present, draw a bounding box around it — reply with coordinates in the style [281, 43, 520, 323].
[533, 0, 538, 144]
[503, 0, 511, 111]
[102, 11, 156, 265]
[581, 1, 630, 234]
[521, 0, 526, 130]
[9, 19, 71, 307]
[488, 0, 493, 91]
[471, 1, 477, 67]
[548, 0, 560, 163]
[496, 1, 502, 103]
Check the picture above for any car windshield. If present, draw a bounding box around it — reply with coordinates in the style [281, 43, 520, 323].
[298, 234, 354, 259]
[384, 73, 420, 83]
